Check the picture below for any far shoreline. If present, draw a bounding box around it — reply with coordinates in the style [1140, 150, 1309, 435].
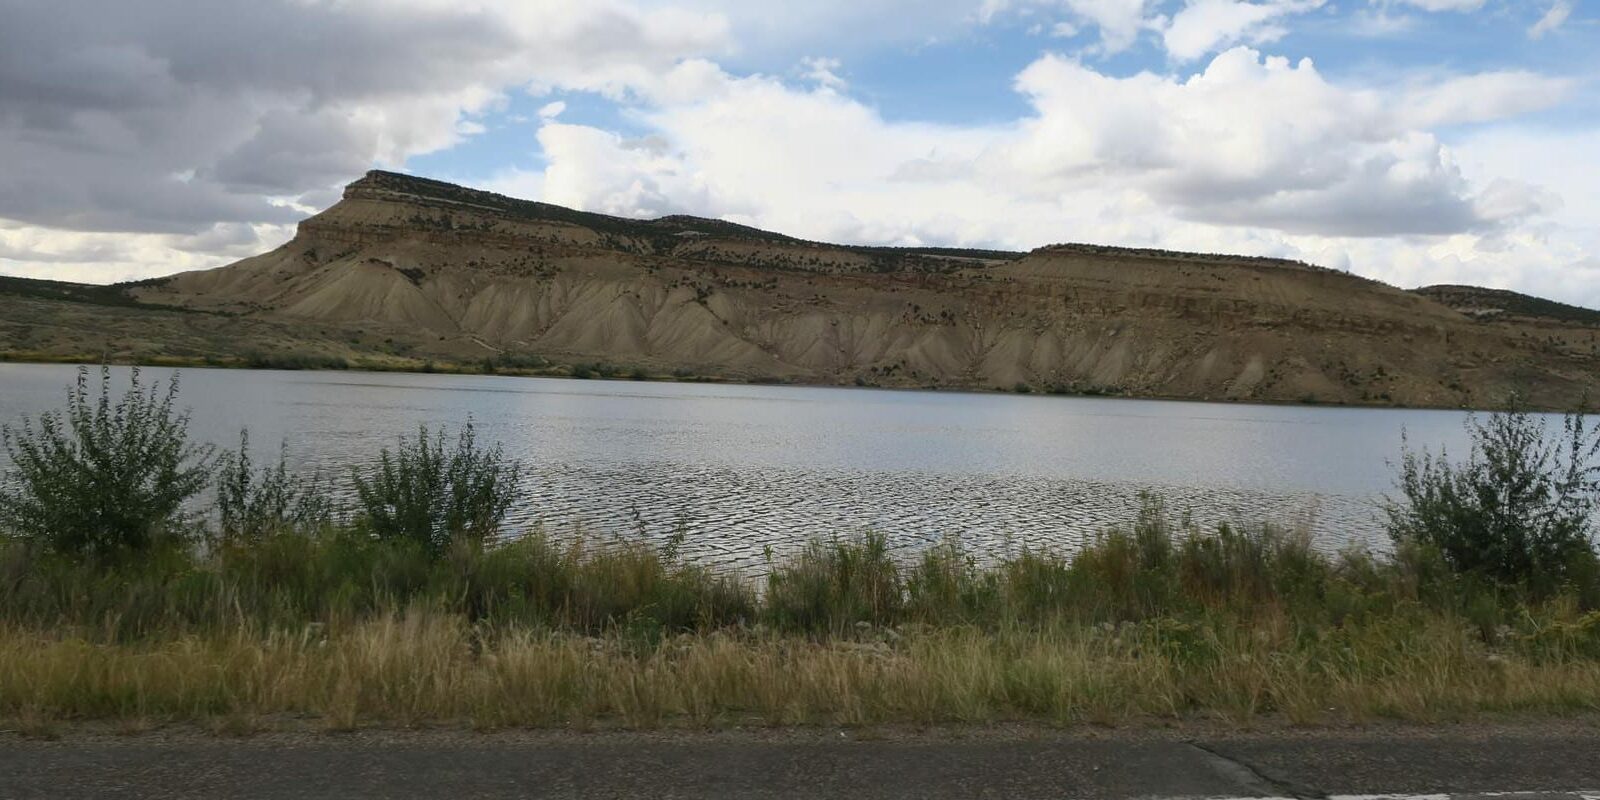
[0, 353, 1544, 415]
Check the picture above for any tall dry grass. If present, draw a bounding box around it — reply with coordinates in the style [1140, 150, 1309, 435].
[3, 500, 1600, 732]
[3, 608, 1598, 731]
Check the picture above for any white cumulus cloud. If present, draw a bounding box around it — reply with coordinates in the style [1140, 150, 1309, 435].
[502, 46, 1589, 308]
[1529, 0, 1574, 38]
[1163, 1, 1324, 62]
[981, 0, 1156, 53]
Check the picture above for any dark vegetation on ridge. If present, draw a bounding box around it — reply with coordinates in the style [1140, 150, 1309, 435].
[1417, 284, 1600, 327]
[0, 275, 160, 309]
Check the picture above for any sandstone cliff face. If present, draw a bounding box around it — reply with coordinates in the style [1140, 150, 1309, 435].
[135, 171, 1600, 409]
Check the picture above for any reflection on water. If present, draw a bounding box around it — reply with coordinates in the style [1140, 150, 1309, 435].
[521, 462, 1360, 574]
[0, 363, 1487, 571]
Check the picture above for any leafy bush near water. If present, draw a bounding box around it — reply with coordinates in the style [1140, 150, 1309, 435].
[0, 367, 210, 559]
[1, 367, 522, 560]
[351, 423, 521, 556]
[1386, 406, 1600, 597]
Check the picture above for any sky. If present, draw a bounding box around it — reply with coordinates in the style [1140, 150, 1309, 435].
[1, 0, 1596, 307]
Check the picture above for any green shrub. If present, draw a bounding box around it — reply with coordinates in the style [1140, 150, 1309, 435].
[0, 367, 210, 559]
[489, 353, 548, 371]
[1386, 407, 1600, 595]
[352, 423, 522, 556]
[242, 351, 349, 371]
[215, 431, 334, 542]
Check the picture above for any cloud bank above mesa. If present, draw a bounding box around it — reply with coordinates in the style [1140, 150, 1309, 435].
[0, 0, 1593, 306]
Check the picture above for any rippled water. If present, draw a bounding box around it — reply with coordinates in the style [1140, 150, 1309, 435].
[0, 363, 1492, 573]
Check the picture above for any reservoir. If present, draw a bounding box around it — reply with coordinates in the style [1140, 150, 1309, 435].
[0, 363, 1493, 573]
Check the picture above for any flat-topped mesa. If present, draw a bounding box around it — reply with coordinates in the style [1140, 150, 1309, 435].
[334, 171, 814, 248]
[54, 166, 1600, 410]
[337, 173, 1370, 281]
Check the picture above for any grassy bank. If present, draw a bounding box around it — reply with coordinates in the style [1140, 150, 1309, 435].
[2, 517, 1599, 732]
[1, 368, 1597, 732]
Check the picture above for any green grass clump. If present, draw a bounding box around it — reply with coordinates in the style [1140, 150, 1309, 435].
[765, 532, 903, 634]
[0, 530, 756, 640]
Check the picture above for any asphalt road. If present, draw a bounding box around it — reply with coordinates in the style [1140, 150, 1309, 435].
[1, 723, 1597, 799]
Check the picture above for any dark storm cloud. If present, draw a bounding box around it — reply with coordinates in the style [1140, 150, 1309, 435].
[0, 0, 722, 235]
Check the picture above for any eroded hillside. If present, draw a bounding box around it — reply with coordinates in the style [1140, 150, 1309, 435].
[15, 170, 1600, 409]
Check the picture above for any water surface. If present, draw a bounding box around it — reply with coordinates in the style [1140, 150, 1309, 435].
[0, 363, 1487, 573]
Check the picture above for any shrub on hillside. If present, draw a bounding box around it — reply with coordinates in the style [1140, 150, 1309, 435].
[0, 367, 210, 558]
[352, 423, 522, 556]
[1386, 407, 1600, 595]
